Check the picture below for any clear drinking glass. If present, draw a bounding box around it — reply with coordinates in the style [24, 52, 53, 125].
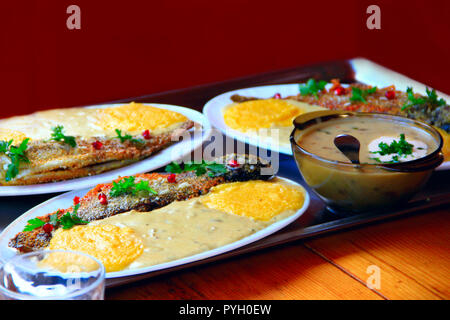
[0, 250, 105, 300]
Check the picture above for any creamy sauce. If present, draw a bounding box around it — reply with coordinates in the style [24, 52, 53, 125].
[292, 116, 439, 212]
[50, 179, 305, 272]
[223, 99, 324, 147]
[0, 102, 188, 141]
[298, 117, 437, 164]
[93, 199, 271, 270]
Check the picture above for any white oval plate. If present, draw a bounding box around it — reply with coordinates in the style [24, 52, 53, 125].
[203, 84, 300, 155]
[203, 83, 449, 170]
[0, 103, 212, 196]
[0, 176, 309, 279]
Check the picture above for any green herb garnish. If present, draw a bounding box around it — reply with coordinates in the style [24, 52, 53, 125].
[22, 204, 88, 232]
[58, 205, 89, 229]
[50, 125, 77, 147]
[299, 79, 327, 98]
[401, 87, 446, 110]
[369, 134, 414, 164]
[165, 161, 183, 174]
[114, 129, 145, 145]
[0, 140, 13, 153]
[0, 138, 30, 182]
[110, 176, 157, 197]
[165, 160, 227, 177]
[349, 86, 377, 104]
[23, 217, 46, 232]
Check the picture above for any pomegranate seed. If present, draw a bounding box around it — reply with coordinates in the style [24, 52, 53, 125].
[73, 196, 80, 205]
[92, 141, 103, 150]
[385, 90, 396, 100]
[43, 223, 53, 234]
[228, 159, 240, 168]
[334, 86, 346, 96]
[167, 173, 176, 183]
[98, 193, 108, 205]
[142, 130, 151, 140]
[273, 93, 281, 99]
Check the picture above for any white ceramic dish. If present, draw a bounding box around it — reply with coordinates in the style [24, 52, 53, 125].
[0, 103, 212, 196]
[0, 176, 309, 279]
[203, 83, 301, 155]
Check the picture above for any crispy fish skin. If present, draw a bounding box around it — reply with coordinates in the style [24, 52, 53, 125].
[290, 83, 407, 115]
[0, 121, 194, 185]
[231, 83, 406, 114]
[9, 154, 271, 253]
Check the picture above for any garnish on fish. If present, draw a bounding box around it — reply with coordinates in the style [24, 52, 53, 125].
[9, 154, 271, 253]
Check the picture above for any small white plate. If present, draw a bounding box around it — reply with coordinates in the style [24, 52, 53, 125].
[0, 103, 212, 196]
[0, 176, 309, 279]
[203, 83, 301, 155]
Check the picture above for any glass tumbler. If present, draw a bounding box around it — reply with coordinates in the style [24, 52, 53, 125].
[0, 250, 105, 300]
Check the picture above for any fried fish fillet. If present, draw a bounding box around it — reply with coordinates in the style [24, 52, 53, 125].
[0, 102, 197, 185]
[230, 80, 449, 132]
[9, 154, 271, 252]
[0, 121, 194, 185]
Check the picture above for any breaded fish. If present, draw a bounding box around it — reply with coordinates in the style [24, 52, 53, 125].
[230, 79, 449, 133]
[0, 121, 194, 185]
[9, 154, 272, 252]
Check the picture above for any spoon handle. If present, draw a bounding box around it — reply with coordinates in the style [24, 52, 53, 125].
[334, 134, 361, 164]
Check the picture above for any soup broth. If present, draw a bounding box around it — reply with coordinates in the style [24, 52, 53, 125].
[298, 117, 438, 164]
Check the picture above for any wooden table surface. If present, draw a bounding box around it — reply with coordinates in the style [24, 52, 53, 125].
[104, 59, 449, 300]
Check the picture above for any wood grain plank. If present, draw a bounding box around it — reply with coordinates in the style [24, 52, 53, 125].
[106, 243, 383, 300]
[304, 209, 450, 300]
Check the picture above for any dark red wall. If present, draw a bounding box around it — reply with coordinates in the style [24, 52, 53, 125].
[1, 0, 449, 117]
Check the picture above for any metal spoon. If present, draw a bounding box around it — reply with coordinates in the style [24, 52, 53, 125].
[334, 134, 360, 164]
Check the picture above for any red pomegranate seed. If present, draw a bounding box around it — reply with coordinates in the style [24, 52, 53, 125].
[385, 90, 396, 100]
[334, 86, 346, 96]
[273, 93, 281, 99]
[43, 223, 53, 234]
[92, 141, 103, 150]
[73, 196, 80, 205]
[167, 173, 176, 183]
[98, 193, 108, 205]
[228, 159, 240, 168]
[142, 130, 151, 140]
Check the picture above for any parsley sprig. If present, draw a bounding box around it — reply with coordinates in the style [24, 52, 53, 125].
[0, 138, 30, 182]
[114, 129, 145, 145]
[165, 160, 227, 177]
[109, 176, 157, 197]
[22, 217, 46, 232]
[50, 125, 77, 147]
[58, 204, 89, 229]
[370, 134, 413, 163]
[349, 87, 377, 104]
[22, 204, 88, 232]
[401, 87, 446, 111]
[299, 79, 327, 98]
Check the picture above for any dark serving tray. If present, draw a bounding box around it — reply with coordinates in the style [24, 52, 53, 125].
[0, 58, 449, 288]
